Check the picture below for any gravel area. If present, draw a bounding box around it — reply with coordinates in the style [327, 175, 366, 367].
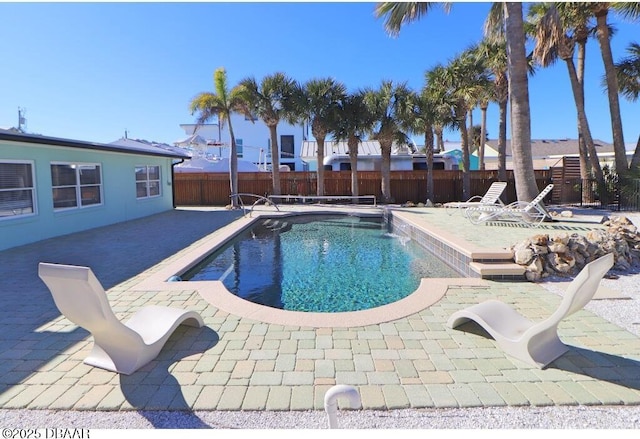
[3, 210, 640, 429]
[2, 405, 640, 429]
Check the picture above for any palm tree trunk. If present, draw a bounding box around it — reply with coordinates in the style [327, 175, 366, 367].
[316, 136, 325, 197]
[576, 38, 592, 203]
[268, 125, 281, 196]
[504, 2, 539, 203]
[468, 111, 474, 153]
[435, 127, 444, 153]
[595, 10, 628, 175]
[424, 126, 435, 201]
[564, 58, 605, 185]
[480, 105, 487, 171]
[227, 118, 239, 208]
[498, 99, 507, 182]
[380, 140, 392, 203]
[348, 135, 359, 197]
[631, 134, 640, 171]
[459, 116, 471, 200]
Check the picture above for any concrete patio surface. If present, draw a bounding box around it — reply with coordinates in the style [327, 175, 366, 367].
[2, 204, 640, 415]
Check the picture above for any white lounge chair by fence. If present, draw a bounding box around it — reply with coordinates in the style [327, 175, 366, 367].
[38, 262, 204, 375]
[443, 181, 507, 214]
[446, 253, 614, 368]
[463, 183, 554, 227]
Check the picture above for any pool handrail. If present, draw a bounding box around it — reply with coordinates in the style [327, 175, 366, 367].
[230, 193, 280, 217]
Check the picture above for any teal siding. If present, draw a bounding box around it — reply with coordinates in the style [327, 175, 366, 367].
[1, 141, 178, 251]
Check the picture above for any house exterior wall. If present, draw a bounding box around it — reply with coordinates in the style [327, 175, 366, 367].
[180, 115, 307, 171]
[1, 140, 176, 251]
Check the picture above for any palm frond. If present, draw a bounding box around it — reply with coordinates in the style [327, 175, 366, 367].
[374, 2, 449, 37]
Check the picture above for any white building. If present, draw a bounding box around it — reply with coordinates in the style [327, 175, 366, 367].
[176, 114, 308, 171]
[301, 140, 459, 171]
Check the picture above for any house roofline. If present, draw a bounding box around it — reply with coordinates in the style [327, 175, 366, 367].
[0, 130, 190, 159]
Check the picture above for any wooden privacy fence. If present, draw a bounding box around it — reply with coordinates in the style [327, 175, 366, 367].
[173, 170, 553, 206]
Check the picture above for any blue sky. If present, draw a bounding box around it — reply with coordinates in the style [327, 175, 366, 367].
[0, 2, 638, 147]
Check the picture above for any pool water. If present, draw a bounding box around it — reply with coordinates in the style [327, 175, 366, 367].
[183, 215, 459, 312]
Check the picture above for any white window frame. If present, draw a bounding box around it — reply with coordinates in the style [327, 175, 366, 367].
[50, 162, 103, 211]
[0, 159, 37, 220]
[135, 165, 161, 199]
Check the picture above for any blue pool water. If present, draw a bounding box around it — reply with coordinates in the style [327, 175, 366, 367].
[183, 215, 459, 312]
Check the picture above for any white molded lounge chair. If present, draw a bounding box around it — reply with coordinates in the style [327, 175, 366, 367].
[464, 183, 554, 227]
[447, 253, 614, 368]
[444, 181, 507, 214]
[38, 262, 204, 375]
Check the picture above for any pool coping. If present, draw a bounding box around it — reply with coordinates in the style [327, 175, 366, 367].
[131, 206, 490, 327]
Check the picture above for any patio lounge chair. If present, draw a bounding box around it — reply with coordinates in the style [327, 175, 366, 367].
[446, 252, 614, 368]
[38, 262, 204, 375]
[443, 181, 507, 214]
[463, 183, 554, 227]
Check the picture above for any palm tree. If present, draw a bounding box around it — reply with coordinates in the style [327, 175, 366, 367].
[294, 78, 346, 197]
[504, 2, 540, 203]
[331, 90, 375, 197]
[589, 2, 640, 175]
[529, 3, 605, 192]
[236, 73, 298, 196]
[470, 38, 508, 178]
[406, 88, 439, 201]
[375, 1, 540, 203]
[426, 54, 491, 200]
[615, 42, 640, 170]
[189, 67, 250, 208]
[364, 80, 413, 203]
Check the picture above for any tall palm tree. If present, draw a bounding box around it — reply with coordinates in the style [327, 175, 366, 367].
[365, 80, 413, 203]
[615, 42, 640, 170]
[331, 90, 375, 197]
[375, 1, 540, 203]
[529, 3, 605, 191]
[426, 54, 491, 200]
[471, 38, 509, 178]
[589, 2, 640, 175]
[190, 67, 250, 208]
[504, 2, 540, 203]
[294, 78, 346, 197]
[406, 88, 439, 201]
[236, 73, 298, 196]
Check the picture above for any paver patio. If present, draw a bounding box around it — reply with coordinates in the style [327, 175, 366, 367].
[1, 205, 640, 412]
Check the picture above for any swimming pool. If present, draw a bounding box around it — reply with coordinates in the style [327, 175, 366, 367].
[182, 214, 459, 313]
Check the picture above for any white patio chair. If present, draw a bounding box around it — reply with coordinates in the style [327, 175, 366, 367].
[446, 252, 614, 368]
[443, 181, 507, 214]
[463, 183, 554, 227]
[38, 262, 204, 375]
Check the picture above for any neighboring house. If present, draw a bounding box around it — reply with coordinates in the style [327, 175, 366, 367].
[177, 114, 307, 171]
[0, 129, 190, 251]
[480, 138, 633, 170]
[301, 140, 460, 171]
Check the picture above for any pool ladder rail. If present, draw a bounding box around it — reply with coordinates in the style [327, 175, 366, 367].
[230, 193, 280, 217]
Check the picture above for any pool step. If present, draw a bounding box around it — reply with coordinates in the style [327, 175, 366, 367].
[469, 261, 526, 280]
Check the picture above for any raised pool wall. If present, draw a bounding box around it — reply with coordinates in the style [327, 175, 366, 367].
[387, 212, 476, 277]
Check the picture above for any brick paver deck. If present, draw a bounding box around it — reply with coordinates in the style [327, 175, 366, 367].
[2, 205, 640, 412]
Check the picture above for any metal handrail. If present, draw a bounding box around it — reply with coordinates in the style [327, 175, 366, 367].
[230, 193, 280, 217]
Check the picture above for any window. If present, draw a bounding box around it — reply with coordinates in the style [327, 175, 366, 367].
[51, 163, 102, 210]
[135, 165, 161, 199]
[236, 138, 243, 158]
[0, 161, 35, 218]
[281, 135, 294, 159]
